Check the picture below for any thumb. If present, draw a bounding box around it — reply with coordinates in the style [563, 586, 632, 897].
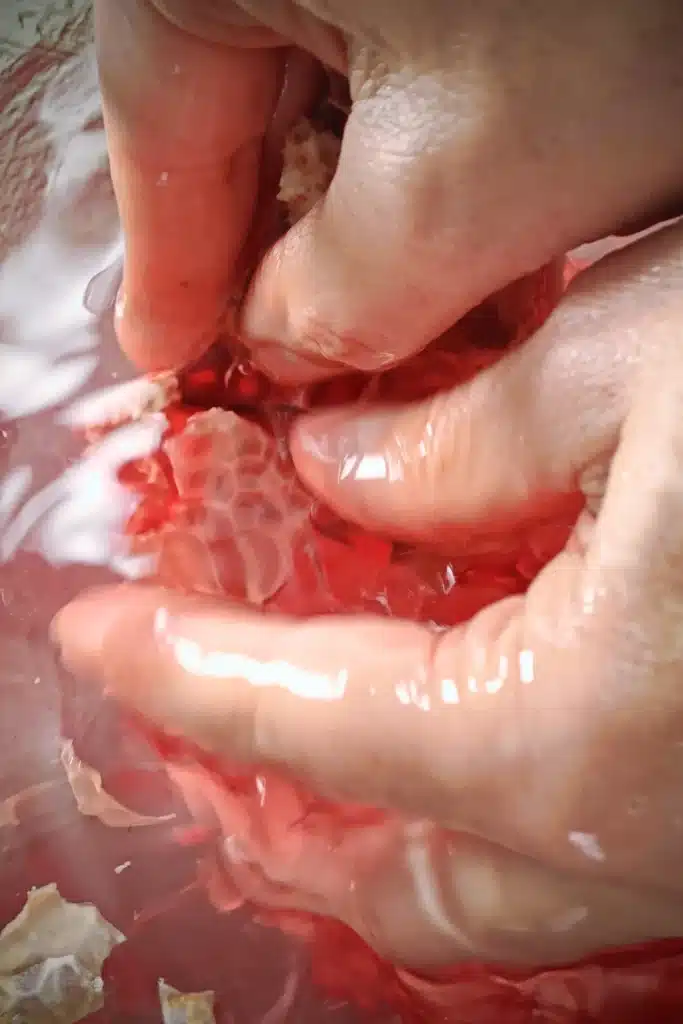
[288, 246, 654, 542]
[240, 76, 564, 385]
[239, 8, 683, 388]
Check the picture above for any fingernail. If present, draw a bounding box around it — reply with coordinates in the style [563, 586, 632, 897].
[50, 586, 128, 679]
[293, 411, 393, 485]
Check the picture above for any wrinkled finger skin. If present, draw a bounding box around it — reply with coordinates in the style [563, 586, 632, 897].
[55, 221, 683, 967]
[241, 0, 683, 379]
[104, 0, 683, 379]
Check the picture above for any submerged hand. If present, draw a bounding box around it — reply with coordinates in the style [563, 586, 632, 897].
[54, 222, 683, 968]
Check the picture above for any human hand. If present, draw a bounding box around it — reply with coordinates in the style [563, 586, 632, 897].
[99, 0, 683, 380]
[54, 220, 683, 968]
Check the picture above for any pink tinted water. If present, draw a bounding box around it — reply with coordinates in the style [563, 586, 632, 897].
[2, 24, 683, 1022]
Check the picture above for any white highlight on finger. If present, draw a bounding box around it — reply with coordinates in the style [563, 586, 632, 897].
[402, 821, 475, 950]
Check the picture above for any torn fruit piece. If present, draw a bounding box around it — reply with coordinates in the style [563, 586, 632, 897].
[0, 782, 57, 830]
[158, 980, 217, 1024]
[0, 884, 124, 1024]
[63, 372, 179, 439]
[59, 739, 175, 829]
[159, 409, 311, 604]
[69, 381, 316, 607]
[278, 117, 341, 226]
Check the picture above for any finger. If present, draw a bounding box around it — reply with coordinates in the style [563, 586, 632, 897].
[51, 576, 593, 865]
[222, 820, 683, 968]
[239, 4, 683, 384]
[51, 572, 683, 964]
[96, 0, 284, 370]
[583, 274, 683, 694]
[289, 224, 683, 540]
[241, 81, 528, 384]
[340, 827, 683, 967]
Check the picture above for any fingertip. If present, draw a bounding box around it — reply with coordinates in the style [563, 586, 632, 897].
[289, 407, 366, 507]
[51, 584, 137, 681]
[51, 583, 177, 686]
[52, 584, 255, 751]
[290, 403, 433, 534]
[114, 279, 229, 372]
[108, 129, 266, 372]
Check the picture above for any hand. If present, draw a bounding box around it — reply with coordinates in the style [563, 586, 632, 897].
[99, 0, 683, 380]
[54, 220, 683, 969]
